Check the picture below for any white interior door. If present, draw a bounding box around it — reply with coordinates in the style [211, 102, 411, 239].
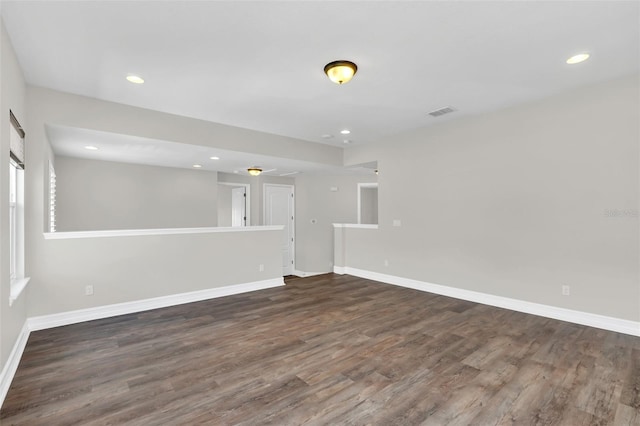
[264, 184, 294, 276]
[231, 187, 246, 227]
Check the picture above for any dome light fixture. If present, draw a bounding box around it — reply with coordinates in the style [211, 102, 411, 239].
[324, 60, 358, 84]
[247, 167, 262, 176]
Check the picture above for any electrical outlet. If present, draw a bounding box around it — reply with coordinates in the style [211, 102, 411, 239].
[259, 264, 264, 272]
[85, 285, 94, 296]
[561, 285, 570, 296]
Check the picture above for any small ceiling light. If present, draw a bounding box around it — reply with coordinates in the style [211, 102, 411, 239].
[84, 146, 98, 150]
[566, 53, 590, 64]
[126, 75, 145, 84]
[324, 60, 358, 84]
[340, 129, 351, 135]
[321, 134, 334, 139]
[209, 156, 220, 160]
[192, 164, 202, 168]
[247, 167, 262, 176]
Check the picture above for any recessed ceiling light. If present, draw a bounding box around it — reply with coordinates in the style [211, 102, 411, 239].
[192, 164, 202, 168]
[340, 129, 351, 135]
[566, 53, 590, 65]
[84, 146, 98, 150]
[321, 134, 333, 139]
[126, 75, 145, 84]
[210, 156, 220, 160]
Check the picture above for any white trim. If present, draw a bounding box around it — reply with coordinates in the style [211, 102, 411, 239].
[27, 278, 284, 331]
[9, 277, 30, 306]
[293, 270, 326, 278]
[332, 223, 379, 229]
[0, 322, 30, 407]
[336, 267, 640, 337]
[333, 266, 346, 275]
[43, 225, 283, 240]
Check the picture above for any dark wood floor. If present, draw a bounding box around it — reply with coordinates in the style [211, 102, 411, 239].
[2, 274, 639, 425]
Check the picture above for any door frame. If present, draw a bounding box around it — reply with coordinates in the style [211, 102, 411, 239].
[263, 183, 295, 274]
[357, 182, 378, 224]
[218, 182, 251, 226]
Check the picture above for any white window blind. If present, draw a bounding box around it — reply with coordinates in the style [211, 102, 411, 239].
[49, 161, 56, 232]
[9, 111, 25, 169]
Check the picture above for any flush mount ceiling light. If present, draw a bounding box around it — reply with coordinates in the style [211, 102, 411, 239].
[324, 60, 358, 84]
[340, 129, 351, 135]
[126, 75, 145, 84]
[209, 156, 220, 160]
[192, 164, 202, 168]
[247, 167, 262, 176]
[566, 53, 590, 64]
[84, 145, 98, 150]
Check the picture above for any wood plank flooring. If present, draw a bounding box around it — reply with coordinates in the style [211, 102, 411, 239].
[2, 273, 639, 425]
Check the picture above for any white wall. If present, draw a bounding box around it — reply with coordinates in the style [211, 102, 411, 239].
[31, 228, 283, 316]
[295, 174, 377, 274]
[55, 156, 218, 231]
[28, 87, 343, 167]
[342, 74, 640, 322]
[217, 184, 233, 227]
[0, 18, 27, 378]
[23, 87, 301, 321]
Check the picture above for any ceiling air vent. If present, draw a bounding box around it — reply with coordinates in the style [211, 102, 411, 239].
[428, 106, 456, 117]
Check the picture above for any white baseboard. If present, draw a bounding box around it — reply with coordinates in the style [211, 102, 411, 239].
[337, 266, 640, 337]
[0, 322, 30, 407]
[28, 278, 284, 331]
[0, 278, 285, 408]
[293, 270, 327, 278]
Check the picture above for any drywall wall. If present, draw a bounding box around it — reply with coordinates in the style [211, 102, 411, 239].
[217, 184, 234, 227]
[28, 87, 343, 167]
[23, 87, 293, 321]
[0, 18, 27, 381]
[31, 228, 283, 316]
[342, 74, 640, 321]
[295, 174, 377, 274]
[55, 156, 218, 231]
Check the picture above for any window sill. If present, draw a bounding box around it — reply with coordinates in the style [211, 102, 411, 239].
[10, 277, 30, 306]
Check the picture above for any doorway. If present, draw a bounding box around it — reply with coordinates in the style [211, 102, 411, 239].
[217, 183, 250, 227]
[358, 183, 378, 225]
[264, 184, 294, 276]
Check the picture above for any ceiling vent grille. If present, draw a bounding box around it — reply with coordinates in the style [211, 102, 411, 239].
[428, 106, 456, 117]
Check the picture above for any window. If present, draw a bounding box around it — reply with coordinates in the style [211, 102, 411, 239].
[8, 110, 27, 305]
[49, 161, 56, 232]
[9, 160, 18, 279]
